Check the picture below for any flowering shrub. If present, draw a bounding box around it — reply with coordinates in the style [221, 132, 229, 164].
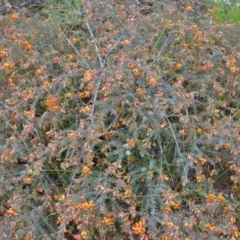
[0, 0, 240, 239]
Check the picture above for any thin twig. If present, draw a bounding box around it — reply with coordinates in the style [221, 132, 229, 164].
[83, 18, 104, 68]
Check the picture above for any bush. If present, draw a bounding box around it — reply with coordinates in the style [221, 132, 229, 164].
[0, 0, 240, 239]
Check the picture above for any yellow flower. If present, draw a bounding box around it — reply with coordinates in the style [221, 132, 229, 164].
[176, 63, 182, 69]
[59, 195, 65, 201]
[68, 54, 74, 60]
[223, 143, 230, 149]
[166, 221, 174, 228]
[179, 30, 184, 36]
[199, 157, 207, 164]
[82, 166, 92, 176]
[132, 68, 139, 75]
[148, 77, 157, 87]
[35, 69, 42, 75]
[218, 193, 225, 201]
[72, 37, 78, 44]
[196, 174, 205, 182]
[230, 66, 238, 73]
[81, 231, 88, 239]
[27, 169, 33, 175]
[187, 6, 193, 11]
[136, 87, 143, 94]
[122, 39, 130, 45]
[197, 128, 203, 134]
[234, 231, 240, 238]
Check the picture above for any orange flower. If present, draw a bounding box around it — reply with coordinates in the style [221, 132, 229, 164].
[76, 200, 94, 211]
[187, 6, 193, 11]
[6, 208, 16, 216]
[164, 206, 172, 213]
[125, 189, 132, 198]
[171, 201, 181, 209]
[84, 69, 95, 81]
[205, 223, 216, 231]
[194, 31, 203, 40]
[3, 62, 15, 69]
[23, 41, 34, 50]
[78, 91, 90, 98]
[23, 177, 31, 184]
[44, 81, 51, 88]
[132, 219, 146, 235]
[127, 62, 134, 68]
[206, 193, 217, 203]
[0, 49, 8, 57]
[46, 96, 60, 112]
[10, 13, 19, 20]
[161, 236, 170, 240]
[128, 138, 135, 147]
[82, 166, 92, 176]
[102, 216, 114, 225]
[127, 156, 135, 163]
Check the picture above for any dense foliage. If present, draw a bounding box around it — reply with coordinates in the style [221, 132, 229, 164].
[0, 0, 240, 239]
